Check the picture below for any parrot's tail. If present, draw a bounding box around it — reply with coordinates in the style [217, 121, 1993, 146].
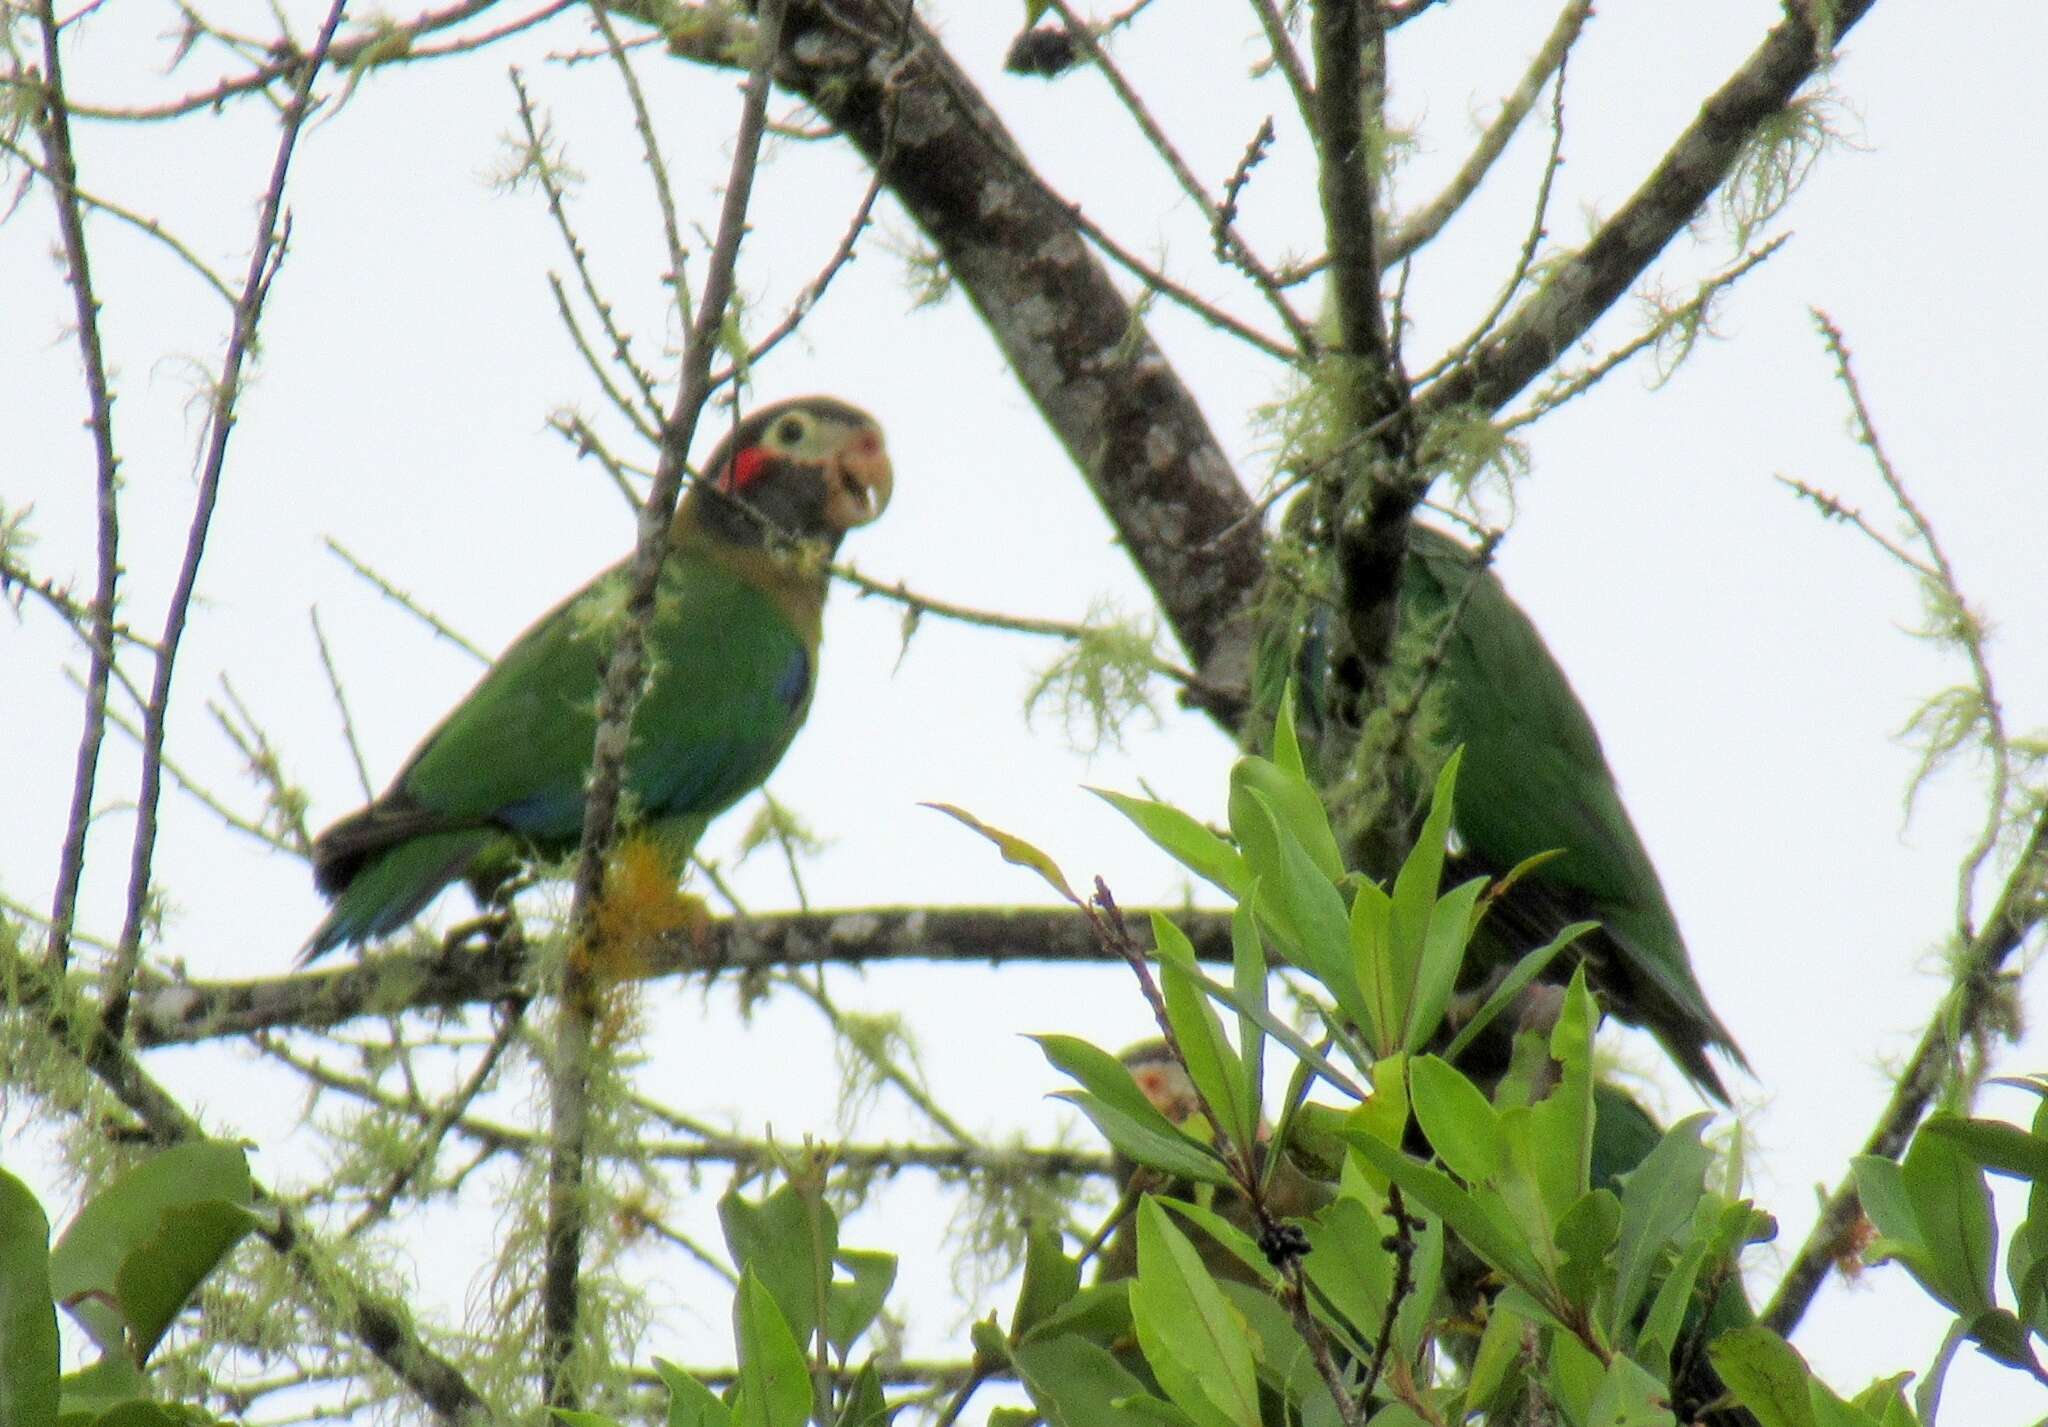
[299, 827, 495, 964]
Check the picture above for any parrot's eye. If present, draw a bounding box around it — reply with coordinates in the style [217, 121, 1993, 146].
[774, 415, 808, 447]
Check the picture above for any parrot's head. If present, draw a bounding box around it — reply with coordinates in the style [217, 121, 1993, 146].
[686, 396, 893, 551]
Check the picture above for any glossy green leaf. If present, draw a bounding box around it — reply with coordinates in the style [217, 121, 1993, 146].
[1300, 1195, 1391, 1339]
[1388, 751, 1461, 979]
[1154, 915, 1254, 1152]
[1229, 753, 1343, 884]
[734, 1270, 812, 1427]
[1404, 876, 1486, 1053]
[58, 1354, 147, 1418]
[1711, 1324, 1817, 1427]
[0, 1168, 59, 1427]
[1462, 1296, 1528, 1415]
[835, 1361, 892, 1427]
[1013, 1222, 1080, 1340]
[1553, 1189, 1621, 1315]
[720, 1185, 833, 1348]
[1018, 1282, 1134, 1347]
[1345, 1134, 1548, 1303]
[656, 1356, 734, 1427]
[922, 803, 1079, 904]
[1921, 1113, 2048, 1182]
[1058, 1093, 1235, 1187]
[1609, 1113, 1713, 1337]
[1440, 922, 1595, 1064]
[1090, 788, 1247, 897]
[1584, 1350, 1677, 1427]
[1013, 1331, 1165, 1427]
[1547, 1329, 1605, 1427]
[1131, 1199, 1261, 1427]
[1156, 1197, 1277, 1289]
[1271, 682, 1308, 779]
[117, 1199, 262, 1365]
[47, 1141, 254, 1363]
[825, 1249, 896, 1353]
[1228, 898, 1268, 1149]
[1238, 791, 1365, 1034]
[1409, 1054, 1503, 1183]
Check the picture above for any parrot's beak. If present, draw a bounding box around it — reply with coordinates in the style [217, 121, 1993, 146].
[825, 425, 894, 530]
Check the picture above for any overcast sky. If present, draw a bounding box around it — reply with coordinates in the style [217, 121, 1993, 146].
[5, 0, 2046, 1419]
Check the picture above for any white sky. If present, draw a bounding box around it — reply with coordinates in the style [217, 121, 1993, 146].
[4, 0, 2047, 1420]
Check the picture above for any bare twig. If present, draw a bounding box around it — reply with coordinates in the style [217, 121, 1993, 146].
[311, 606, 375, 799]
[1385, 0, 1589, 265]
[1418, 0, 1877, 420]
[31, 0, 125, 977]
[103, 0, 351, 1037]
[1047, 0, 1314, 354]
[1246, 0, 1313, 130]
[541, 0, 787, 1405]
[324, 537, 491, 663]
[1763, 810, 2048, 1336]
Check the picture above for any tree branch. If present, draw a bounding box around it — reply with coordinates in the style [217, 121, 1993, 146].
[118, 905, 1238, 1046]
[1418, 0, 1876, 420]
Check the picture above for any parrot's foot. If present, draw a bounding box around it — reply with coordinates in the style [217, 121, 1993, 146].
[584, 838, 713, 981]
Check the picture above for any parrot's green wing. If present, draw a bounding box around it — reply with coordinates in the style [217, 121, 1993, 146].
[305, 548, 812, 957]
[1404, 526, 1746, 1100]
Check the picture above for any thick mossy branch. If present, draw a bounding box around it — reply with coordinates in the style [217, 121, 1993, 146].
[108, 907, 1236, 1047]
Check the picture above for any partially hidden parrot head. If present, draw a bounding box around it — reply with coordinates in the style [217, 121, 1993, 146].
[691, 396, 893, 548]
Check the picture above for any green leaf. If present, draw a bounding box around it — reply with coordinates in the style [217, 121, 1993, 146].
[1711, 1325, 1817, 1427]
[1633, 1237, 1712, 1376]
[734, 1270, 813, 1427]
[1017, 1282, 1133, 1347]
[921, 803, 1080, 904]
[1585, 1350, 1678, 1427]
[1090, 788, 1247, 897]
[1462, 1297, 1527, 1416]
[1012, 1332, 1163, 1427]
[656, 1356, 734, 1427]
[1234, 789, 1358, 1012]
[1921, 1113, 2048, 1182]
[835, 1361, 893, 1427]
[1409, 1054, 1504, 1183]
[1039, 1034, 1236, 1180]
[1300, 1195, 1392, 1340]
[1271, 682, 1308, 779]
[1386, 751, 1462, 1006]
[0, 1169, 59, 1427]
[1404, 876, 1486, 1053]
[1154, 915, 1255, 1152]
[554, 1411, 627, 1427]
[1609, 1114, 1713, 1337]
[1902, 1126, 1997, 1313]
[1229, 899, 1269, 1155]
[56, 1356, 148, 1417]
[1553, 1189, 1621, 1316]
[1440, 922, 1594, 1064]
[1130, 1200, 1261, 1427]
[47, 1141, 254, 1364]
[719, 1184, 834, 1347]
[1155, 1197, 1277, 1289]
[1057, 1093, 1235, 1187]
[1229, 754, 1344, 884]
[116, 1199, 262, 1365]
[1013, 1222, 1081, 1340]
[825, 1249, 896, 1353]
[1345, 1133, 1549, 1303]
[1547, 1329, 1606, 1426]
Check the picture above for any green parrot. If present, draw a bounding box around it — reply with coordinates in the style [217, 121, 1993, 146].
[301, 396, 894, 961]
[1292, 524, 1746, 1102]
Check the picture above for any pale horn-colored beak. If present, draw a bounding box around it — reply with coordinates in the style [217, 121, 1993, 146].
[826, 424, 894, 530]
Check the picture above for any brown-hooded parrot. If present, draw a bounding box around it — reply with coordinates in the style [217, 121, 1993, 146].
[1291, 524, 1746, 1101]
[301, 396, 893, 962]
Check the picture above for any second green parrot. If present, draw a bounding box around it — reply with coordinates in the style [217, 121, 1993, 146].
[1293, 524, 1746, 1101]
[302, 396, 893, 960]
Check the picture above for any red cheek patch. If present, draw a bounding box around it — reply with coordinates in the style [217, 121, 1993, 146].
[727, 446, 769, 493]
